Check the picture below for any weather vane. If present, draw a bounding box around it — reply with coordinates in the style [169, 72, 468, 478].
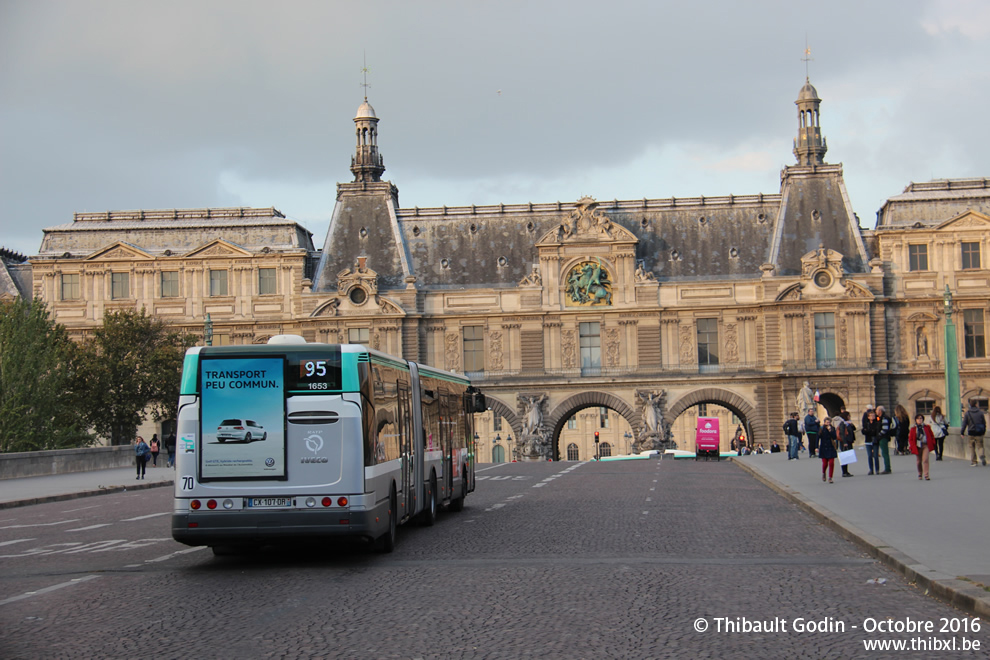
[802, 38, 813, 82]
[360, 52, 371, 100]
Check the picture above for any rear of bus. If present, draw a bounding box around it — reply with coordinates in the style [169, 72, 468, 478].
[171, 337, 391, 551]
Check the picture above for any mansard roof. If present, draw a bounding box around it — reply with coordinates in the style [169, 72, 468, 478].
[37, 207, 315, 259]
[877, 178, 990, 229]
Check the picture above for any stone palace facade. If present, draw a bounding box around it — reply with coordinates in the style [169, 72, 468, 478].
[7, 80, 989, 459]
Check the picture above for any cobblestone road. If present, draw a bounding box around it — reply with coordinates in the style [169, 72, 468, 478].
[1, 459, 986, 658]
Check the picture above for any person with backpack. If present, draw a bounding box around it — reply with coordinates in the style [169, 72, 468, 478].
[803, 408, 820, 458]
[875, 405, 894, 474]
[149, 433, 160, 467]
[134, 436, 150, 480]
[783, 412, 802, 460]
[929, 406, 947, 461]
[961, 399, 987, 467]
[909, 414, 936, 480]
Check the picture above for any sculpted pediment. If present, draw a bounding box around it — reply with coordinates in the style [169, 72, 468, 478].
[935, 210, 990, 231]
[536, 197, 638, 246]
[85, 242, 153, 261]
[185, 239, 253, 259]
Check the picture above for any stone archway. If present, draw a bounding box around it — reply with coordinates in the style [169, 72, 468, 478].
[664, 387, 764, 447]
[485, 396, 524, 440]
[545, 391, 640, 460]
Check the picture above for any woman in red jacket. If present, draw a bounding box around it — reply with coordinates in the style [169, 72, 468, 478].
[908, 414, 936, 481]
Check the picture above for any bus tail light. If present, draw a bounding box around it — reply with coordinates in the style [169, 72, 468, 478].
[190, 500, 201, 510]
[337, 497, 348, 507]
[321, 497, 332, 507]
[207, 499, 218, 510]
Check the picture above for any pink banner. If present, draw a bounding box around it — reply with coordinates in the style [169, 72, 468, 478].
[696, 417, 720, 452]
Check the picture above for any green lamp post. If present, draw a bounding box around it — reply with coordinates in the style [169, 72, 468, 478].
[943, 286, 961, 428]
[204, 312, 213, 347]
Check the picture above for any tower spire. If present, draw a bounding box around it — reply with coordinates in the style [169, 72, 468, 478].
[793, 64, 827, 166]
[351, 59, 385, 183]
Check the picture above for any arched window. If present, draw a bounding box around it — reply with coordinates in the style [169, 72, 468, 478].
[567, 443, 579, 461]
[492, 445, 505, 464]
[600, 442, 612, 457]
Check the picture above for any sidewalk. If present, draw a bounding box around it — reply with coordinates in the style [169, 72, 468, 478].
[0, 464, 173, 509]
[735, 447, 990, 619]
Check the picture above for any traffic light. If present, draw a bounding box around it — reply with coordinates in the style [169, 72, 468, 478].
[594, 431, 600, 443]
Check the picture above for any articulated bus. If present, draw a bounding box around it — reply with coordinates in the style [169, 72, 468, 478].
[171, 335, 485, 554]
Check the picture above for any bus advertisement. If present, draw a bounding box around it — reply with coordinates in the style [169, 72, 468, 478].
[171, 335, 485, 555]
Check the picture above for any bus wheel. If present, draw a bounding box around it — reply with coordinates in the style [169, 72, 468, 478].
[420, 474, 437, 527]
[379, 486, 397, 553]
[449, 468, 467, 512]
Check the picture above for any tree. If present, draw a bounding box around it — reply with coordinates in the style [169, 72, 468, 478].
[0, 298, 91, 452]
[76, 308, 195, 446]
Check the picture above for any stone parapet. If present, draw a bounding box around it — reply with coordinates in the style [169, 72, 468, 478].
[0, 446, 137, 480]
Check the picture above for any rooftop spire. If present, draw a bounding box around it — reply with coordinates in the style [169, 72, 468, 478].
[793, 52, 827, 167]
[351, 58, 385, 183]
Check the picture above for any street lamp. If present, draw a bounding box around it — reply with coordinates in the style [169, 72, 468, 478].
[943, 285, 962, 427]
[204, 313, 213, 346]
[494, 434, 501, 443]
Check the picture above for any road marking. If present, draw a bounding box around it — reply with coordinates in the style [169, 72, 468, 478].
[121, 512, 170, 522]
[66, 524, 112, 532]
[62, 505, 102, 513]
[0, 538, 34, 547]
[143, 546, 207, 563]
[0, 575, 100, 607]
[0, 519, 80, 530]
[533, 482, 546, 488]
[645, 497, 652, 502]
[485, 503, 506, 511]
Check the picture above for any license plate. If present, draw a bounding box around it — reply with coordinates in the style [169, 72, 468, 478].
[247, 497, 293, 508]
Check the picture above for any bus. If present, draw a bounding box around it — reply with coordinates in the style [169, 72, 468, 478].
[171, 335, 485, 554]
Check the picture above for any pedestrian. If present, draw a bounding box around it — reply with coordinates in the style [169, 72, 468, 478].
[875, 405, 894, 474]
[165, 432, 176, 468]
[804, 407, 820, 458]
[818, 416, 838, 483]
[908, 414, 935, 480]
[149, 433, 160, 467]
[929, 406, 947, 461]
[894, 405, 910, 455]
[770, 440, 781, 453]
[862, 409, 880, 475]
[960, 399, 987, 467]
[838, 411, 855, 477]
[134, 436, 149, 480]
[783, 412, 801, 460]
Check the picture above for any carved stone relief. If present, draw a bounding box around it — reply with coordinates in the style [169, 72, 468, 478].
[605, 328, 620, 367]
[679, 324, 694, 365]
[444, 332, 460, 371]
[723, 323, 738, 363]
[562, 330, 576, 368]
[490, 330, 504, 370]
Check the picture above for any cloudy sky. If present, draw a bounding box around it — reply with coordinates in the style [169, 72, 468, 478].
[2, 0, 989, 257]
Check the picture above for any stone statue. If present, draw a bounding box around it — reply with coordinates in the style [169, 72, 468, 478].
[796, 381, 815, 413]
[916, 327, 929, 358]
[521, 394, 548, 437]
[641, 391, 662, 436]
[519, 265, 542, 286]
[635, 261, 656, 282]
